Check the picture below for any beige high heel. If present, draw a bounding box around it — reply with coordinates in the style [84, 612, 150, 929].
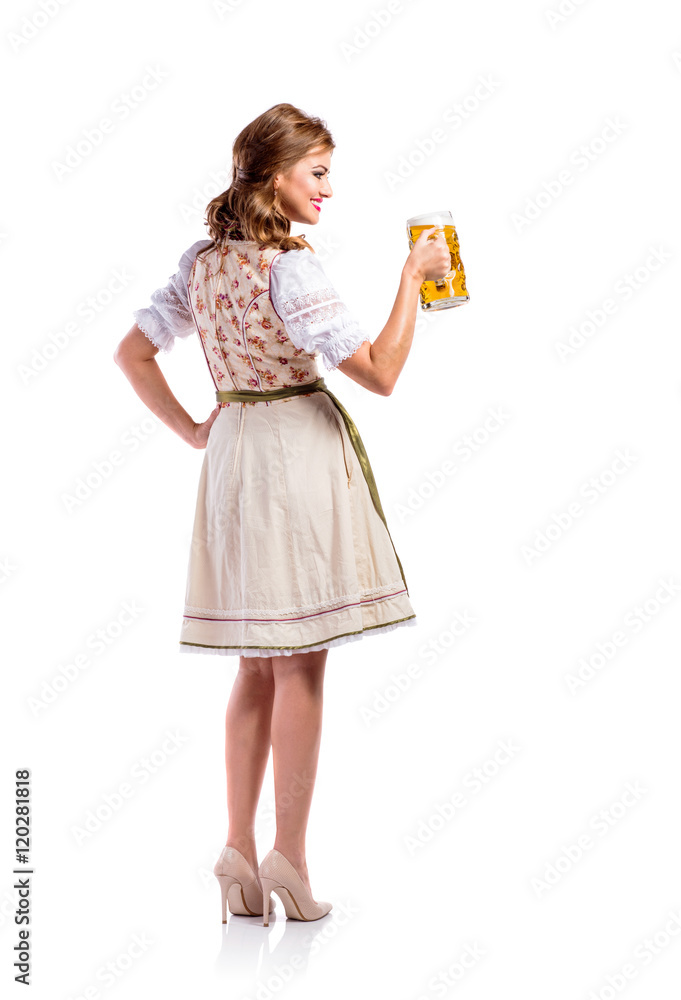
[214, 845, 276, 921]
[258, 849, 332, 927]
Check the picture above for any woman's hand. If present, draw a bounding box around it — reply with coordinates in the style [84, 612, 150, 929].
[114, 327, 225, 448]
[404, 226, 452, 283]
[188, 404, 221, 449]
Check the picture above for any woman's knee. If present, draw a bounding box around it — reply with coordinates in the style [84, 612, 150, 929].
[272, 648, 328, 685]
[238, 655, 274, 681]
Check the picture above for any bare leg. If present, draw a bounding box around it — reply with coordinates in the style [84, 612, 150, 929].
[271, 648, 328, 897]
[224, 656, 274, 874]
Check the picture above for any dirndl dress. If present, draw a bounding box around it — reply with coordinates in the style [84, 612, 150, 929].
[132, 237, 417, 657]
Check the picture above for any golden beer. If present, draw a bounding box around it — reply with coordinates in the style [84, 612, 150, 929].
[406, 210, 469, 310]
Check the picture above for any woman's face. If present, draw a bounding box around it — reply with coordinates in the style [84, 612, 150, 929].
[273, 146, 333, 226]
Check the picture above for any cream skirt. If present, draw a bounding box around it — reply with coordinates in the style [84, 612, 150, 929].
[179, 390, 417, 657]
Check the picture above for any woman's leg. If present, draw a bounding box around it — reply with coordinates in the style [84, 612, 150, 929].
[224, 656, 274, 874]
[270, 648, 328, 897]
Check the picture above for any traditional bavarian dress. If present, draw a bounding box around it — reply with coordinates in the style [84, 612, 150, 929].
[133, 236, 417, 657]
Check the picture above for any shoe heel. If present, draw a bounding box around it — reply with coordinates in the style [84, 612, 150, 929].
[260, 876, 279, 926]
[215, 874, 240, 923]
[258, 849, 332, 923]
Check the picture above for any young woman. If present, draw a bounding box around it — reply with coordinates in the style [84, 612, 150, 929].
[113, 102, 450, 926]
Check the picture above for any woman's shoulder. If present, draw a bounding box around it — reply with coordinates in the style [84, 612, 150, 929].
[271, 246, 328, 286]
[180, 238, 214, 261]
[178, 239, 214, 281]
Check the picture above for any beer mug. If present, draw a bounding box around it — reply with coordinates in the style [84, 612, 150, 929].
[406, 210, 469, 311]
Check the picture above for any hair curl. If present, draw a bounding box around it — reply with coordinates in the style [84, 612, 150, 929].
[197, 103, 334, 261]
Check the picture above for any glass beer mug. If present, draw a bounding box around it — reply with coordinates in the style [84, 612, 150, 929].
[406, 210, 469, 310]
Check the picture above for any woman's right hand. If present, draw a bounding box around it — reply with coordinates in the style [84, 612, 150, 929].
[405, 226, 452, 283]
[188, 404, 221, 449]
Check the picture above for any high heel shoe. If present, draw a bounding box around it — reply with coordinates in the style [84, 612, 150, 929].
[214, 845, 276, 921]
[258, 849, 332, 927]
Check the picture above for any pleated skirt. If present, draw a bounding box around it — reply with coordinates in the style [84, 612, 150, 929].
[179, 390, 417, 657]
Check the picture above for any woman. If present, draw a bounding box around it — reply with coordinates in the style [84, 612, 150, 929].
[113, 103, 450, 927]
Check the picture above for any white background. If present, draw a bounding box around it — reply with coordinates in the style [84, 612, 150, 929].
[2, 0, 681, 997]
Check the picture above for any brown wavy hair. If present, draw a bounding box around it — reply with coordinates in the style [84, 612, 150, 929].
[197, 103, 335, 260]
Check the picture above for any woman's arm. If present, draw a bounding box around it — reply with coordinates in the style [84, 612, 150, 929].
[113, 325, 220, 449]
[336, 228, 451, 396]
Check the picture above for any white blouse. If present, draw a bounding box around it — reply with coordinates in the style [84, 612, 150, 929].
[132, 239, 370, 371]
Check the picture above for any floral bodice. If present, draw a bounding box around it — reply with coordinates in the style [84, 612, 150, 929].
[132, 237, 371, 405]
[188, 241, 320, 392]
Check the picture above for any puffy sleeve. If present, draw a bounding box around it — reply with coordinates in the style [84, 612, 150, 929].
[132, 239, 212, 353]
[270, 249, 371, 371]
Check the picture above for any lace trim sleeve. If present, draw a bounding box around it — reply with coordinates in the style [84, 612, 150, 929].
[132, 239, 210, 353]
[270, 250, 371, 371]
